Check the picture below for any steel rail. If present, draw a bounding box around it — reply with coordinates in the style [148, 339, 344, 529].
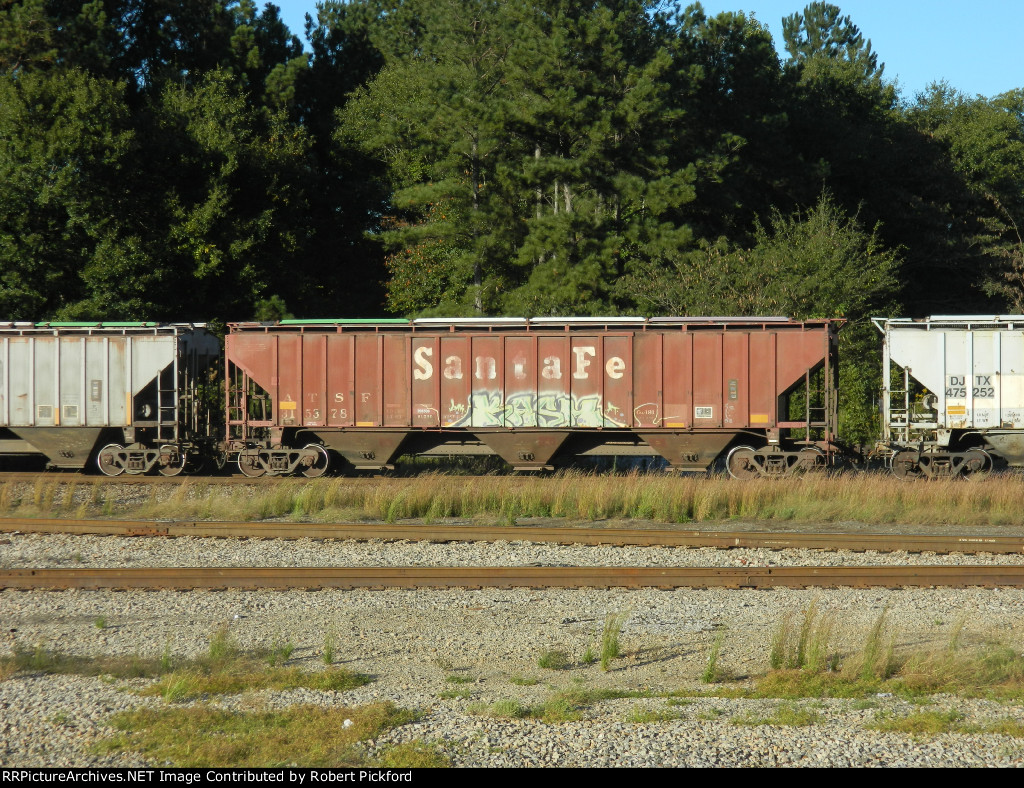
[0, 472, 377, 485]
[2, 565, 1024, 590]
[1, 517, 1023, 554]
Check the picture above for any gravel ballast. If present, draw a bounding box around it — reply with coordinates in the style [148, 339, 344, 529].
[3, 530, 1024, 767]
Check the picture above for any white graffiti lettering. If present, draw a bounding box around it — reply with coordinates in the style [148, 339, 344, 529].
[606, 356, 625, 379]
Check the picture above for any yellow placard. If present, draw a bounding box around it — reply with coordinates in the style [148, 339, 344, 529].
[947, 406, 966, 415]
[279, 401, 297, 410]
[665, 421, 687, 428]
[750, 413, 770, 424]
[356, 421, 375, 427]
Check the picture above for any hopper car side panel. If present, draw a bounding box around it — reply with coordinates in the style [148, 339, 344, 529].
[0, 323, 219, 473]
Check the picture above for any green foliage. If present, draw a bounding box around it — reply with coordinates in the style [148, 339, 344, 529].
[908, 84, 1024, 311]
[783, 2, 881, 77]
[0, 68, 133, 319]
[626, 192, 898, 320]
[343, 0, 700, 316]
[98, 703, 418, 767]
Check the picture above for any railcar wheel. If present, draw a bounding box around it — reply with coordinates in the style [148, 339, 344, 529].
[960, 448, 993, 481]
[237, 449, 266, 478]
[726, 445, 761, 480]
[891, 450, 924, 480]
[97, 444, 126, 477]
[300, 444, 330, 478]
[797, 446, 827, 472]
[158, 446, 187, 477]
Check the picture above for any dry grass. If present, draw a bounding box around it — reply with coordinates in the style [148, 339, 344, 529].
[7, 470, 1024, 526]
[750, 608, 1024, 701]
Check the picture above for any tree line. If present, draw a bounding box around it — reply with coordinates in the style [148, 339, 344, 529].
[1, 1, 1022, 442]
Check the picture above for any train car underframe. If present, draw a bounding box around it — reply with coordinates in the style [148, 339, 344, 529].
[226, 419, 835, 479]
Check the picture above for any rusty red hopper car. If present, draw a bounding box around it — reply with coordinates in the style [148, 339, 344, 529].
[223, 317, 840, 478]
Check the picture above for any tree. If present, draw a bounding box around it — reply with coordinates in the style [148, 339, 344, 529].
[782, 1, 880, 77]
[344, 0, 701, 316]
[500, 0, 696, 316]
[908, 84, 1024, 310]
[0, 68, 134, 318]
[71, 71, 319, 320]
[665, 6, 790, 238]
[342, 0, 523, 314]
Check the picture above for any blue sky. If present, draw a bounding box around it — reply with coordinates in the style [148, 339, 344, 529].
[272, 0, 1022, 100]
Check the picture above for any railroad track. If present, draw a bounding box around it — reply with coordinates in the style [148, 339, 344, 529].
[2, 565, 1023, 590]
[0, 471, 385, 485]
[2, 517, 1022, 554]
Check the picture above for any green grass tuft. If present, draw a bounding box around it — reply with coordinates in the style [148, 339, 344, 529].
[96, 703, 420, 767]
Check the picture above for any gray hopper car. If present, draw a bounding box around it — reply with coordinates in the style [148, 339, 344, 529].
[876, 315, 1024, 478]
[0, 322, 220, 475]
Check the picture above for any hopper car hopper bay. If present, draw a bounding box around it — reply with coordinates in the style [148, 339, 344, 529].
[1, 315, 1023, 480]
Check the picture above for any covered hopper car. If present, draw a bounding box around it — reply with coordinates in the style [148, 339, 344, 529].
[0, 322, 220, 475]
[224, 317, 840, 478]
[876, 316, 1024, 478]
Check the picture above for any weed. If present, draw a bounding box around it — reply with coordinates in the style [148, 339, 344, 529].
[732, 703, 821, 727]
[701, 628, 727, 683]
[145, 662, 369, 702]
[376, 740, 451, 768]
[322, 630, 337, 666]
[445, 674, 473, 684]
[855, 607, 897, 681]
[470, 699, 530, 719]
[697, 708, 725, 720]
[207, 625, 238, 665]
[266, 636, 296, 667]
[159, 642, 174, 674]
[769, 599, 837, 673]
[537, 650, 571, 670]
[94, 616, 107, 630]
[600, 611, 629, 671]
[509, 675, 538, 686]
[869, 708, 963, 735]
[162, 675, 195, 704]
[581, 646, 596, 665]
